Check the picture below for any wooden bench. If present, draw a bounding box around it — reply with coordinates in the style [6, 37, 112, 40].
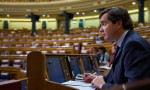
[0, 66, 26, 80]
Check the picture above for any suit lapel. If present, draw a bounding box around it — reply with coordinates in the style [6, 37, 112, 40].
[110, 30, 134, 83]
[113, 48, 122, 65]
[112, 30, 134, 70]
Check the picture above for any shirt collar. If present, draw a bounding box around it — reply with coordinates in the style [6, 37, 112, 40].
[117, 30, 129, 47]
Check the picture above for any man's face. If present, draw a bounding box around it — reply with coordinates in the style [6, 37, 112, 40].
[99, 13, 118, 41]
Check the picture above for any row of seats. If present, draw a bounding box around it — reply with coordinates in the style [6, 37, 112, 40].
[0, 40, 92, 47]
[45, 54, 101, 83]
[0, 55, 27, 81]
[0, 59, 25, 69]
[0, 37, 94, 42]
[0, 47, 75, 55]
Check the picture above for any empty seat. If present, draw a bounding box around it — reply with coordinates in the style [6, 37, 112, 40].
[16, 51, 23, 55]
[15, 34, 21, 37]
[26, 51, 32, 55]
[3, 39, 9, 42]
[10, 39, 15, 42]
[8, 34, 14, 37]
[81, 50, 89, 54]
[67, 55, 84, 78]
[19, 39, 26, 42]
[58, 50, 66, 54]
[58, 38, 64, 41]
[46, 55, 70, 83]
[65, 38, 71, 41]
[64, 43, 70, 47]
[13, 60, 22, 68]
[41, 51, 48, 54]
[35, 39, 41, 41]
[43, 39, 49, 41]
[3, 44, 11, 47]
[0, 73, 10, 82]
[82, 42, 88, 46]
[16, 44, 23, 47]
[52, 50, 58, 54]
[42, 44, 50, 48]
[1, 60, 10, 67]
[24, 44, 31, 47]
[51, 39, 57, 41]
[26, 39, 33, 42]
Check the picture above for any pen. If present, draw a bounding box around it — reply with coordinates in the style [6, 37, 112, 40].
[93, 70, 104, 75]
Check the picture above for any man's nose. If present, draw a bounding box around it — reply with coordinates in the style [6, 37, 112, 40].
[99, 27, 103, 32]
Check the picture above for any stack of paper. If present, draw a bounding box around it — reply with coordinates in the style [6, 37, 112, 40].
[62, 80, 95, 90]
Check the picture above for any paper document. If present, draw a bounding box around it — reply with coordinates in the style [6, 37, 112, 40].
[62, 80, 95, 90]
[100, 66, 111, 70]
[75, 74, 83, 80]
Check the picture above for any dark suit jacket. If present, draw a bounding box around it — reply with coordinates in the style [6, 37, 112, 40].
[102, 30, 150, 89]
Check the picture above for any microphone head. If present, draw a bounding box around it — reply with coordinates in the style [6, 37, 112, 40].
[48, 61, 53, 64]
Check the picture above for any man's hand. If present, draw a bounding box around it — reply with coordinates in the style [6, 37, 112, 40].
[91, 75, 105, 89]
[83, 73, 97, 83]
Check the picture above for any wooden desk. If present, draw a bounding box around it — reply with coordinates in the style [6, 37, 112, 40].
[0, 66, 26, 80]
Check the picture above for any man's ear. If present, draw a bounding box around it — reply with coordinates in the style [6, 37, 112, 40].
[116, 20, 122, 29]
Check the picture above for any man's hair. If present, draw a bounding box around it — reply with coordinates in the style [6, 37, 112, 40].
[99, 7, 133, 30]
[98, 46, 106, 54]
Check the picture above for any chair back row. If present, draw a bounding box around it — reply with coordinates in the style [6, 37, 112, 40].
[45, 54, 99, 83]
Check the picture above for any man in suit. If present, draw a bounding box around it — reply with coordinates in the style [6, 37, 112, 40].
[83, 7, 150, 89]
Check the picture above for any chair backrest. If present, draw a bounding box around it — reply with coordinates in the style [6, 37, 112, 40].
[89, 55, 99, 71]
[16, 44, 23, 47]
[67, 55, 84, 78]
[27, 51, 77, 90]
[13, 60, 22, 68]
[1, 60, 10, 66]
[45, 55, 70, 83]
[16, 51, 23, 55]
[80, 55, 93, 73]
[0, 73, 10, 81]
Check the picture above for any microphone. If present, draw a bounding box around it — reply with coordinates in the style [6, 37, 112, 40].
[48, 59, 60, 64]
